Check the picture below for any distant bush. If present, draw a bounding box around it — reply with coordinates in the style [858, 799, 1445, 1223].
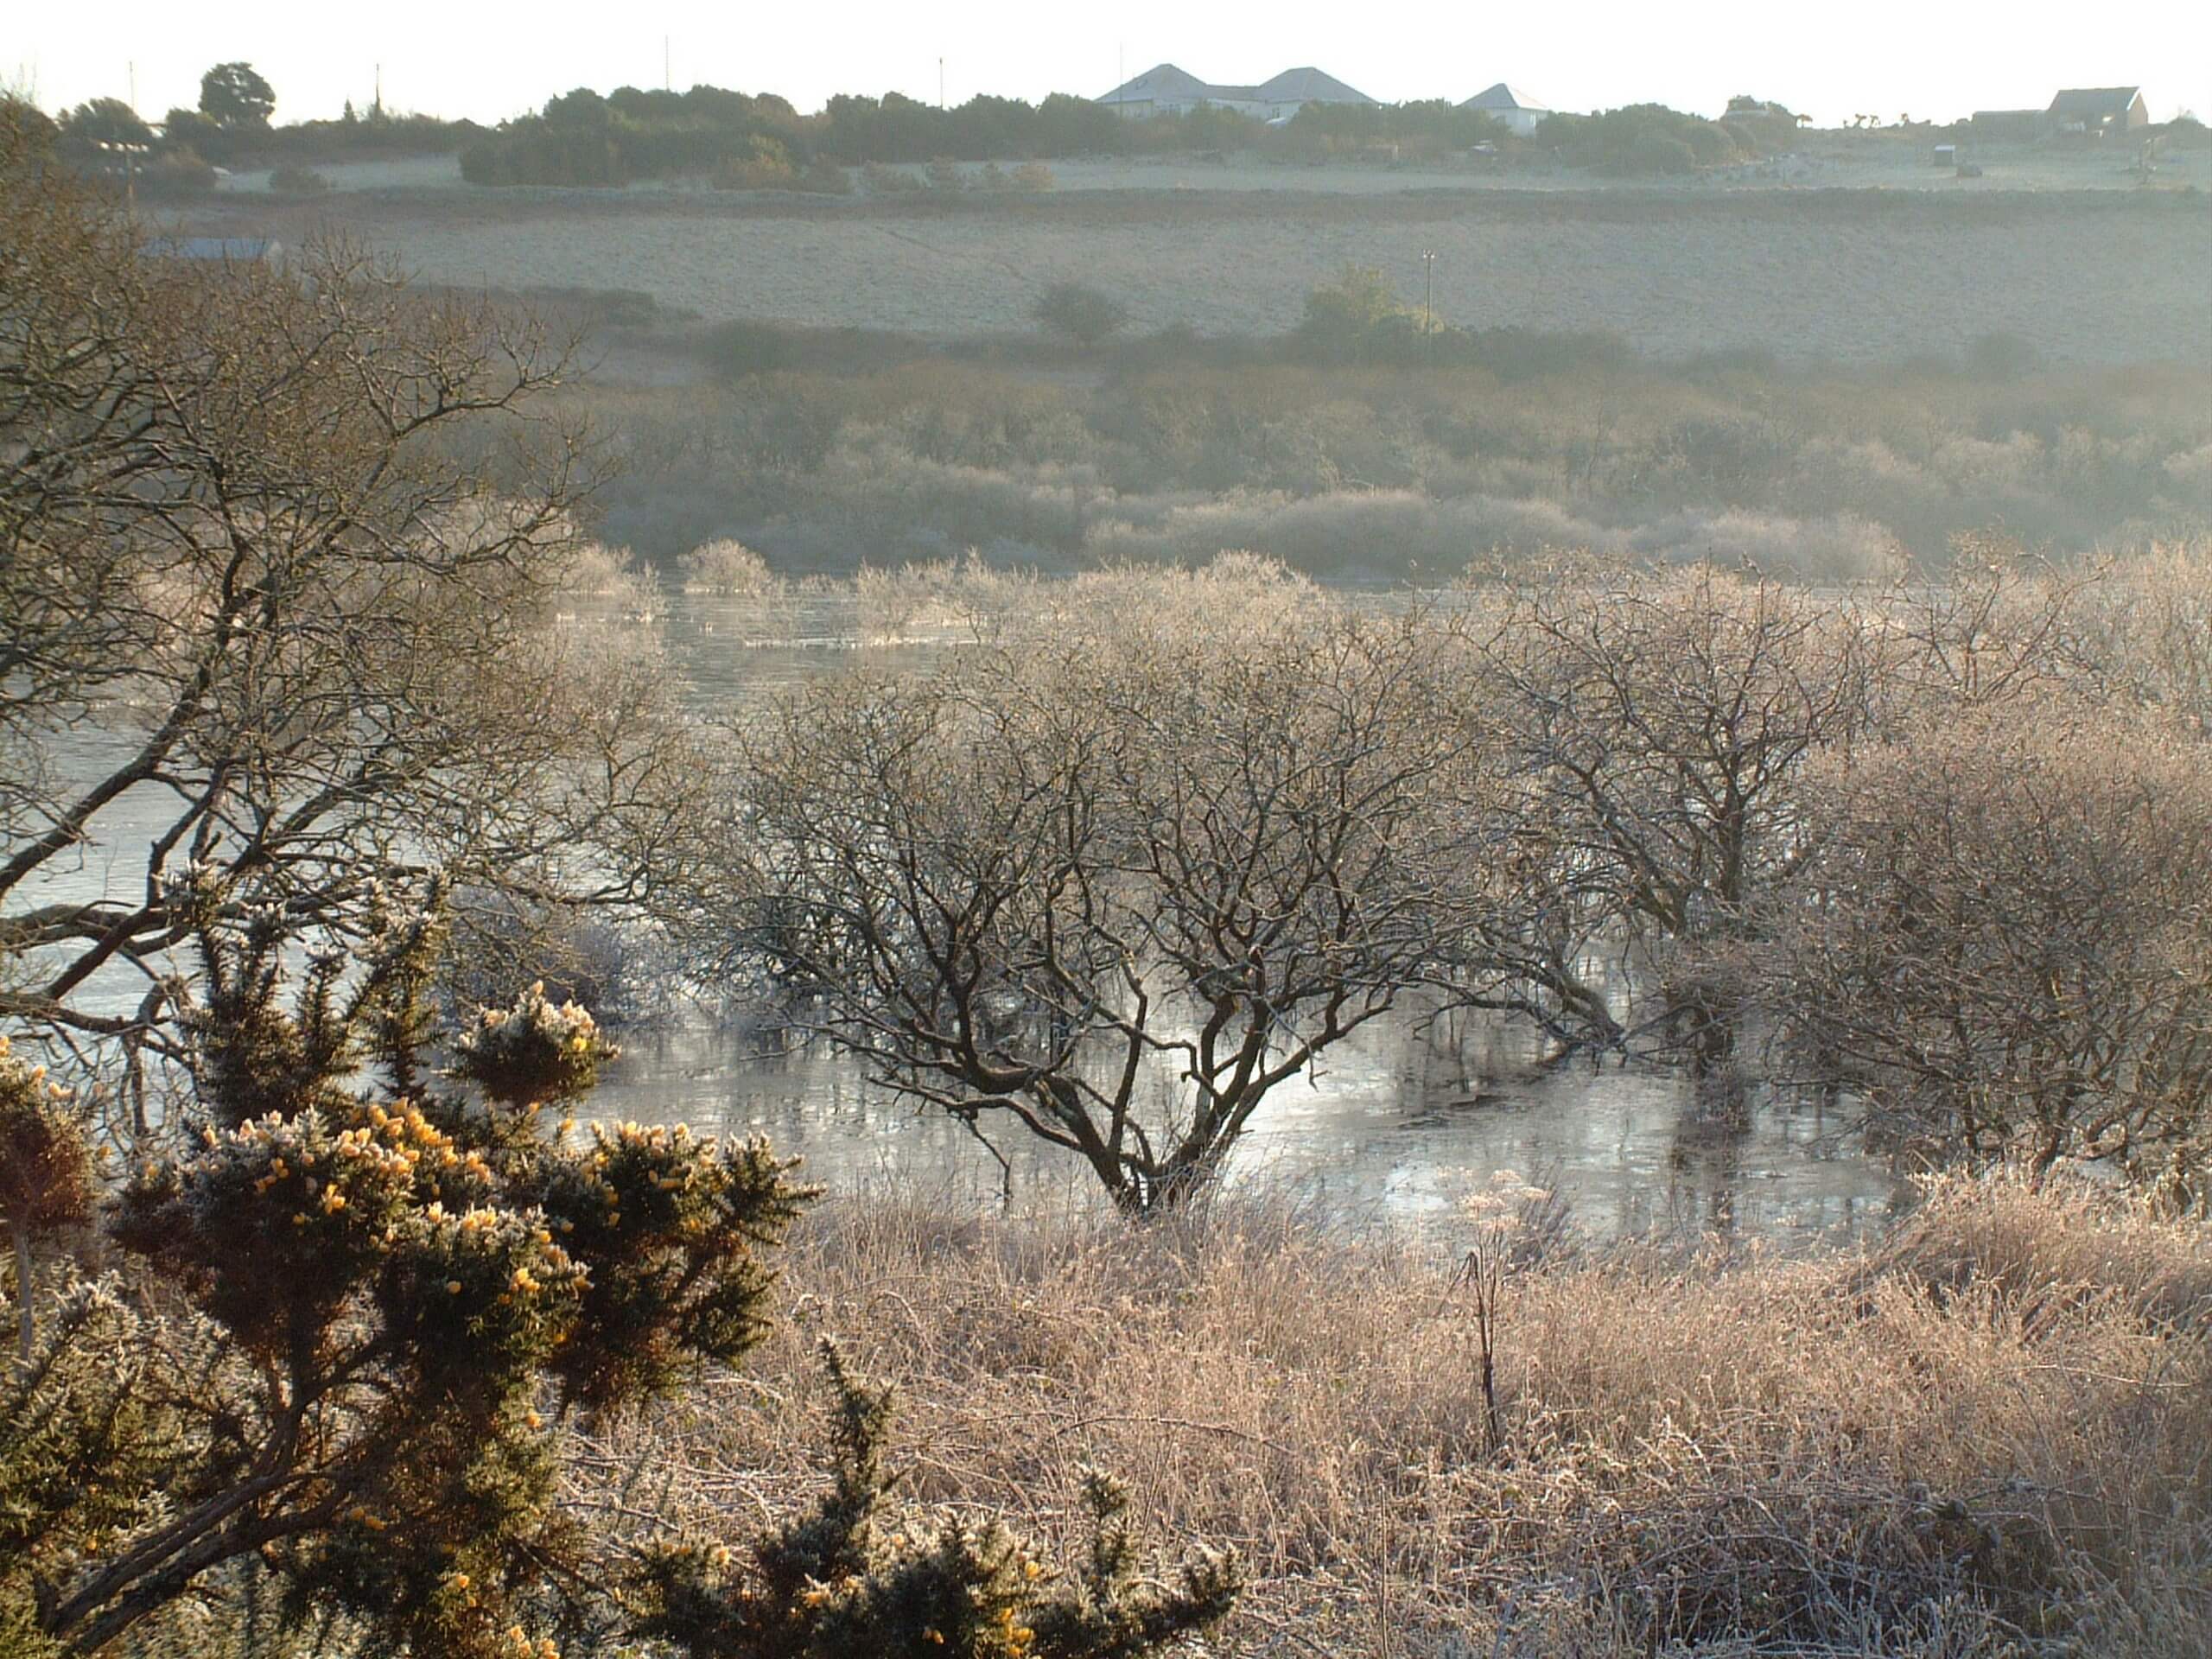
[713, 134, 798, 190]
[798, 155, 852, 194]
[861, 160, 924, 194]
[1293, 265, 1431, 363]
[1628, 507, 1906, 581]
[1626, 130, 1698, 175]
[679, 538, 778, 594]
[161, 107, 232, 163]
[133, 145, 217, 198]
[1463, 326, 1635, 379]
[1535, 103, 1756, 175]
[461, 128, 626, 187]
[1278, 99, 1511, 162]
[925, 156, 965, 192]
[1033, 281, 1128, 347]
[1012, 160, 1056, 191]
[267, 162, 328, 194]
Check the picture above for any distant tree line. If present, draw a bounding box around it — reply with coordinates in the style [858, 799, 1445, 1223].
[1530, 99, 1801, 175]
[10, 67, 1806, 196]
[456, 81, 1803, 187]
[2, 66, 480, 201]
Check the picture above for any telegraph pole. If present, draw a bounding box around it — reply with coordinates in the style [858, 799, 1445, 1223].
[1421, 250, 1438, 332]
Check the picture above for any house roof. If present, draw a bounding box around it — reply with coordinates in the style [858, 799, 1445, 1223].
[2049, 86, 2143, 119]
[1098, 63, 1216, 105]
[1254, 67, 1377, 105]
[1462, 82, 1548, 114]
[1097, 62, 1376, 107]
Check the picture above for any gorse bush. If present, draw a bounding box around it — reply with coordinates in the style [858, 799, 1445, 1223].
[631, 1349, 1236, 1658]
[11, 886, 809, 1654]
[0, 1039, 95, 1360]
[0, 887, 1235, 1656]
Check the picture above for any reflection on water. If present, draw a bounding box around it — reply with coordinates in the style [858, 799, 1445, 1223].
[592, 1007, 1915, 1248]
[615, 591, 1916, 1246]
[28, 588, 1919, 1246]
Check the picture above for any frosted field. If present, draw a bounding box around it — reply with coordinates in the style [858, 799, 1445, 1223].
[283, 193, 2211, 365]
[215, 154, 467, 192]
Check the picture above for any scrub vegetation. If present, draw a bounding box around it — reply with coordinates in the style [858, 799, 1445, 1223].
[6, 78, 2212, 1659]
[578, 299, 2212, 574]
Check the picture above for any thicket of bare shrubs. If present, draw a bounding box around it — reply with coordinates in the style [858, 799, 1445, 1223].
[677, 539, 779, 596]
[579, 349, 2212, 574]
[663, 546, 2212, 1213]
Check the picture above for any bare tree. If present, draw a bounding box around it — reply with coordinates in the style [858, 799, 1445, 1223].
[1459, 562, 1885, 1063]
[690, 563, 1503, 1212]
[1771, 705, 2212, 1189]
[0, 116, 705, 1109]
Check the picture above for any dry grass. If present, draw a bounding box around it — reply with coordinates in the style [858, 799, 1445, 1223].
[569, 1177, 2212, 1656]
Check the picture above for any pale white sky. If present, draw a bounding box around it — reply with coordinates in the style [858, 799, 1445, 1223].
[11, 1, 2208, 130]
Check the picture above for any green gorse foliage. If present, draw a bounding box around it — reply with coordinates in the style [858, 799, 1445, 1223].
[0, 883, 1233, 1657]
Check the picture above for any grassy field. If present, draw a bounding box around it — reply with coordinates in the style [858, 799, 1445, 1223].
[580, 1175, 2212, 1657]
[212, 185, 2210, 363]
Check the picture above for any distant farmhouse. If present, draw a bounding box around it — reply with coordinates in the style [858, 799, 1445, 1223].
[1969, 87, 2150, 140]
[1096, 64, 1378, 122]
[2048, 86, 2150, 135]
[1459, 83, 1550, 137]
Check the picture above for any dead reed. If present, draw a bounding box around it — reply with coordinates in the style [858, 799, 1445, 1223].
[573, 1176, 2212, 1656]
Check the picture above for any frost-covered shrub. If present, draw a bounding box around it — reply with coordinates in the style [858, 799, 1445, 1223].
[450, 981, 619, 1107]
[679, 538, 779, 595]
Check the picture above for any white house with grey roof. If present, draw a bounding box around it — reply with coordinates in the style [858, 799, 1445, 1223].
[1097, 63, 1378, 121]
[1459, 83, 1550, 136]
